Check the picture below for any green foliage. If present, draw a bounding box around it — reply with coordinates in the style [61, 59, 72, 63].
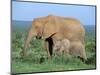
[86, 39, 96, 52]
[85, 38, 96, 65]
[12, 25, 96, 74]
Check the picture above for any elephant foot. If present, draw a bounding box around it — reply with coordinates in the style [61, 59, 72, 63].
[47, 55, 52, 61]
[77, 56, 86, 63]
[20, 50, 27, 59]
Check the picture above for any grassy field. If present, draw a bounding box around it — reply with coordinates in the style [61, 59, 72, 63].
[11, 21, 96, 74]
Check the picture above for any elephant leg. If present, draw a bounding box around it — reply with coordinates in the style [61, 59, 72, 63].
[75, 43, 87, 61]
[45, 41, 51, 60]
[70, 41, 87, 61]
[79, 45, 87, 61]
[58, 49, 63, 56]
[45, 38, 53, 60]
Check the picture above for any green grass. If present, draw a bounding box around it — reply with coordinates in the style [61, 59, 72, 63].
[11, 26, 96, 74]
[12, 56, 95, 74]
[12, 61, 95, 73]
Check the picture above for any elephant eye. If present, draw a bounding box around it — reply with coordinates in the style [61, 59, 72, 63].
[35, 26, 39, 29]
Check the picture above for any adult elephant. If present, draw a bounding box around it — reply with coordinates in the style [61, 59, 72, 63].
[22, 15, 87, 61]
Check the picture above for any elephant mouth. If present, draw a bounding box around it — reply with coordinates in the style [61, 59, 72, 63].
[36, 36, 42, 39]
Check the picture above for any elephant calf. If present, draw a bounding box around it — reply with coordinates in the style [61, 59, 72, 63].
[53, 39, 87, 61]
[53, 38, 70, 55]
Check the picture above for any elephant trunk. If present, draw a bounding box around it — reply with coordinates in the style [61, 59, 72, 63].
[22, 28, 35, 57]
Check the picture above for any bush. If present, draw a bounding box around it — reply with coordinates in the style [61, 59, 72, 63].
[85, 39, 96, 52]
[85, 53, 96, 65]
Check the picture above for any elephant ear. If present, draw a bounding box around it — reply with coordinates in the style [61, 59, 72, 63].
[43, 16, 57, 39]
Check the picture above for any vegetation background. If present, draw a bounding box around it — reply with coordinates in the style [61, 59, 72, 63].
[11, 21, 96, 74]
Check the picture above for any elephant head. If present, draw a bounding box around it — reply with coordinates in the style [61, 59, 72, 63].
[22, 15, 58, 56]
